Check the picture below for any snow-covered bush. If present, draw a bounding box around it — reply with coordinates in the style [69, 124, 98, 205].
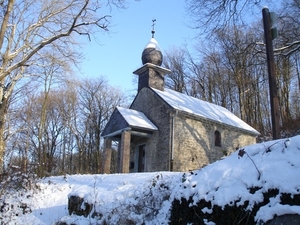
[0, 170, 39, 223]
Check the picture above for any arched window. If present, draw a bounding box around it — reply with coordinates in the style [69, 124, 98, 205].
[214, 130, 221, 147]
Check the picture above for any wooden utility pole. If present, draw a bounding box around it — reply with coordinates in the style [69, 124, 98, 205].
[262, 7, 281, 139]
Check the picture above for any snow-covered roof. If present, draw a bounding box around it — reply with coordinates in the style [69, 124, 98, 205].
[152, 88, 260, 135]
[117, 106, 158, 131]
[144, 38, 161, 51]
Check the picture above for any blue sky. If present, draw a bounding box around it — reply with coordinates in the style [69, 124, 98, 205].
[78, 1, 197, 94]
[78, 0, 277, 95]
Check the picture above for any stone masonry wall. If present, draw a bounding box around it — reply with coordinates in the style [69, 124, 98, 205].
[130, 87, 172, 172]
[172, 112, 257, 172]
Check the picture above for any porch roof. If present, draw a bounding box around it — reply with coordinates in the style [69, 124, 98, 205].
[101, 106, 157, 138]
[117, 106, 158, 131]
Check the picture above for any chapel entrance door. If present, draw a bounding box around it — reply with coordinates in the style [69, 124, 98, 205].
[138, 144, 145, 172]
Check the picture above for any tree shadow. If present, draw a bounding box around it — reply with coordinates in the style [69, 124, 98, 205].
[31, 204, 68, 224]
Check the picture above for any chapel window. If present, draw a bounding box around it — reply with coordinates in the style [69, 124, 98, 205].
[214, 130, 221, 147]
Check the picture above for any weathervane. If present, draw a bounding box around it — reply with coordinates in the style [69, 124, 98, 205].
[151, 18, 156, 38]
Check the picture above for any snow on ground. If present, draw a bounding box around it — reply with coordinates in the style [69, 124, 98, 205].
[1, 172, 183, 224]
[1, 135, 300, 225]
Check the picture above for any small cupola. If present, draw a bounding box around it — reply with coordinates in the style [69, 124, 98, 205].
[141, 36, 163, 66]
[133, 20, 171, 92]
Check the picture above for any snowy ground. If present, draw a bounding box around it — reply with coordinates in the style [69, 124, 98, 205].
[1, 135, 300, 224]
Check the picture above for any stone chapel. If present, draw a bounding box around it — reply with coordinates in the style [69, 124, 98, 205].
[101, 30, 260, 173]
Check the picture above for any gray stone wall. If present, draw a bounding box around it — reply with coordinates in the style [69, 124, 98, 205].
[172, 112, 256, 171]
[130, 87, 172, 172]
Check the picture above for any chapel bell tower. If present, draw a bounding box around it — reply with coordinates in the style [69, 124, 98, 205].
[133, 20, 171, 92]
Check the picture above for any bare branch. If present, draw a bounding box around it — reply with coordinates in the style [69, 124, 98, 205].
[274, 41, 300, 56]
[0, 2, 111, 81]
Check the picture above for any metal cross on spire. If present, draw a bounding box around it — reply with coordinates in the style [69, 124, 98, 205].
[151, 18, 156, 38]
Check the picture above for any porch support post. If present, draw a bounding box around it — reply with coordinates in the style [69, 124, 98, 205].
[103, 138, 112, 174]
[120, 130, 131, 173]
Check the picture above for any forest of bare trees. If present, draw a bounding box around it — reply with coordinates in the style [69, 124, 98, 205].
[1, 0, 300, 177]
[164, 0, 300, 138]
[0, 0, 126, 175]
[5, 76, 124, 177]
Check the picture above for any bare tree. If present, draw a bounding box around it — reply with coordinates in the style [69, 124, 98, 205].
[71, 77, 124, 174]
[185, 0, 276, 34]
[0, 0, 126, 172]
[163, 47, 189, 94]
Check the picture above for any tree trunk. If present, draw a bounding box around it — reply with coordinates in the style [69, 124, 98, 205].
[0, 97, 9, 174]
[0, 133, 5, 174]
[0, 0, 15, 50]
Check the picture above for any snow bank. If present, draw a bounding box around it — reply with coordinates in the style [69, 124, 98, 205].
[170, 135, 300, 224]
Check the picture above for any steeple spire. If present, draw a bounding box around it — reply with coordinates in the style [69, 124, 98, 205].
[151, 18, 156, 38]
